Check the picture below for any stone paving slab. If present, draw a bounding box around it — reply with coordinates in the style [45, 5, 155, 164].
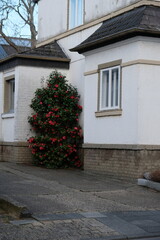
[10, 219, 39, 226]
[80, 212, 107, 218]
[96, 214, 147, 236]
[0, 163, 160, 240]
[5, 210, 160, 239]
[81, 236, 127, 240]
[0, 218, 119, 240]
[131, 219, 160, 227]
[131, 238, 160, 240]
[33, 212, 84, 221]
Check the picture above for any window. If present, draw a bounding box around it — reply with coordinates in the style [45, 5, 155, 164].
[4, 78, 15, 113]
[99, 66, 121, 111]
[69, 0, 84, 29]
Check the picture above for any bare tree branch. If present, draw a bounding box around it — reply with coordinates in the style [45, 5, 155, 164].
[0, 0, 38, 50]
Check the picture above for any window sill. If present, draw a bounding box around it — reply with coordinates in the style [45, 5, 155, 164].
[1, 113, 15, 119]
[95, 109, 122, 117]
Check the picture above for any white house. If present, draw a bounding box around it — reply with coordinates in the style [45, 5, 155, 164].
[0, 40, 69, 162]
[1, 0, 160, 178]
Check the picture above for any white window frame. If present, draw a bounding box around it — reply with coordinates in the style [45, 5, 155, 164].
[99, 66, 121, 111]
[7, 79, 15, 113]
[69, 0, 84, 29]
[4, 77, 15, 114]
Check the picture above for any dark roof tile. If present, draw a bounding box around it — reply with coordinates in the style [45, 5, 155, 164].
[20, 41, 68, 59]
[71, 5, 160, 53]
[0, 40, 69, 62]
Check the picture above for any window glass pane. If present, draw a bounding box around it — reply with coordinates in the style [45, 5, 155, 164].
[111, 72, 114, 107]
[69, 0, 83, 28]
[112, 68, 119, 107]
[77, 0, 83, 26]
[10, 80, 15, 112]
[70, 0, 76, 28]
[102, 70, 109, 109]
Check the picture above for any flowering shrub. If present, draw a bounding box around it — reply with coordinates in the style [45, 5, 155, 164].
[28, 71, 83, 168]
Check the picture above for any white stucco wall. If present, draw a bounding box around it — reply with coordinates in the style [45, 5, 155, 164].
[83, 37, 160, 145]
[0, 66, 69, 142]
[14, 66, 69, 142]
[38, 0, 68, 41]
[0, 69, 16, 142]
[38, 0, 142, 42]
[83, 39, 140, 144]
[133, 38, 160, 145]
[1, 117, 15, 142]
[58, 24, 100, 104]
[138, 65, 160, 144]
[84, 0, 140, 23]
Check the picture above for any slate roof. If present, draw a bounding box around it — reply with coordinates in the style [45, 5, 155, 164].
[0, 45, 29, 59]
[0, 40, 70, 71]
[20, 41, 68, 60]
[71, 5, 160, 53]
[0, 40, 69, 62]
[0, 37, 31, 59]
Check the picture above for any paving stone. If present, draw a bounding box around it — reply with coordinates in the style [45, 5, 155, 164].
[96, 213, 147, 236]
[33, 212, 83, 221]
[131, 220, 160, 227]
[10, 219, 38, 225]
[131, 238, 160, 240]
[140, 226, 160, 233]
[80, 212, 107, 218]
[112, 211, 160, 223]
[112, 210, 158, 217]
[81, 235, 127, 240]
[1, 163, 160, 240]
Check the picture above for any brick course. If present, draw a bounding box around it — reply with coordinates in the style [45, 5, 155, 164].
[0, 142, 33, 163]
[84, 147, 160, 179]
[1, 142, 160, 179]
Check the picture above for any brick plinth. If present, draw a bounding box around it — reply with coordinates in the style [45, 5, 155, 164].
[0, 142, 33, 163]
[83, 145, 160, 179]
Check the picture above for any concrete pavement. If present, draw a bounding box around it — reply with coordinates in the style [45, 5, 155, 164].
[0, 162, 160, 240]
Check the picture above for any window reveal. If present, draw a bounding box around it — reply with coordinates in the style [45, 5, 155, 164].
[100, 66, 120, 111]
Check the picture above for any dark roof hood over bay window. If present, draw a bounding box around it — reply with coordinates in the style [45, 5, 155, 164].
[71, 5, 160, 54]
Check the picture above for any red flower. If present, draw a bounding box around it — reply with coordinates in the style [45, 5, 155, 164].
[40, 147, 44, 150]
[28, 137, 35, 143]
[40, 102, 43, 105]
[33, 114, 37, 120]
[78, 105, 82, 109]
[55, 84, 59, 88]
[49, 120, 56, 125]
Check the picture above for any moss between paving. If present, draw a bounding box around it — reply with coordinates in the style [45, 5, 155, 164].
[0, 207, 15, 223]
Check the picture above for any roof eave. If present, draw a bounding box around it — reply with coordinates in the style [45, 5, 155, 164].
[70, 28, 160, 54]
[0, 54, 70, 64]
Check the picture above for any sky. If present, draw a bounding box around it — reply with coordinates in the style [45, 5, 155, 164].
[0, 2, 38, 39]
